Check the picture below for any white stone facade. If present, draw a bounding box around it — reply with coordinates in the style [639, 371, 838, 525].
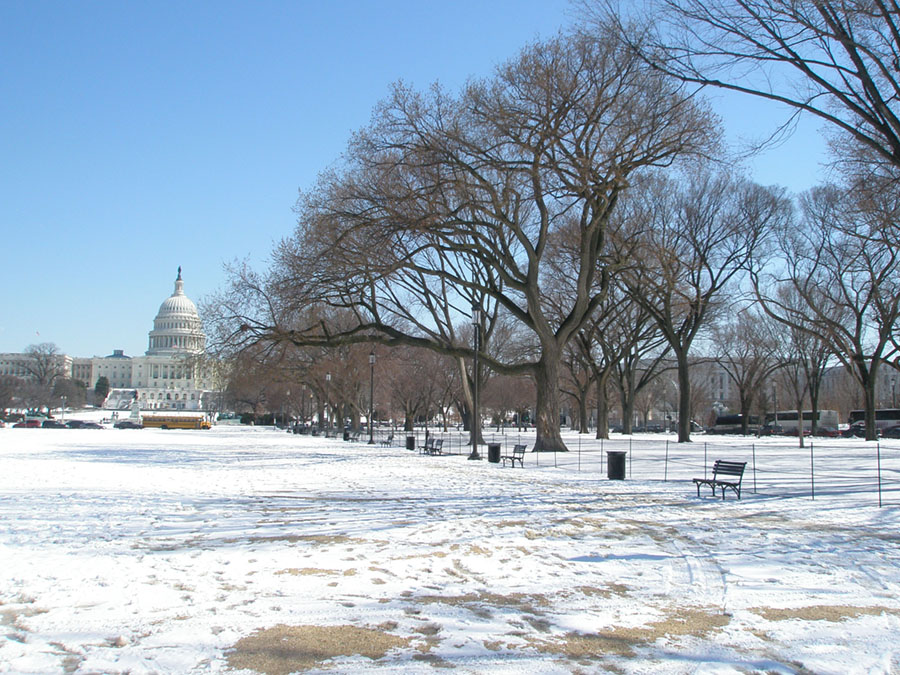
[0, 353, 72, 380]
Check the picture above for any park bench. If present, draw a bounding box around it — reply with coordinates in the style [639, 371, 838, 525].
[419, 437, 435, 455]
[501, 444, 526, 468]
[380, 432, 394, 447]
[425, 439, 444, 455]
[693, 460, 747, 500]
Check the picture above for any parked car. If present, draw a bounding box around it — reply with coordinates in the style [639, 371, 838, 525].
[881, 424, 900, 439]
[114, 420, 143, 429]
[13, 419, 41, 428]
[66, 420, 103, 429]
[814, 426, 841, 438]
[42, 420, 68, 429]
[842, 421, 879, 438]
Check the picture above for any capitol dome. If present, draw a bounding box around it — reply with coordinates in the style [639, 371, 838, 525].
[146, 267, 206, 355]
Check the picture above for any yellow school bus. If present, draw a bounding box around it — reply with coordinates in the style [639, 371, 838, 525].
[141, 415, 211, 430]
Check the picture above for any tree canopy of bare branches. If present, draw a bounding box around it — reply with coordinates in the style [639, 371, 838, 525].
[752, 183, 900, 440]
[212, 29, 716, 451]
[615, 171, 790, 441]
[593, 0, 900, 176]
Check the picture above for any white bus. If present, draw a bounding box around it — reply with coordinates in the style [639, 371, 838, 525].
[764, 410, 840, 433]
[847, 408, 900, 431]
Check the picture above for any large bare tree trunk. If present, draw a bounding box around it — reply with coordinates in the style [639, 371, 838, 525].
[676, 351, 693, 443]
[595, 372, 610, 440]
[622, 392, 636, 435]
[457, 356, 485, 444]
[863, 377, 878, 442]
[533, 354, 567, 452]
[577, 393, 589, 434]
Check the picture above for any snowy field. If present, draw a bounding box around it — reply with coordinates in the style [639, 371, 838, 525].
[2, 422, 900, 674]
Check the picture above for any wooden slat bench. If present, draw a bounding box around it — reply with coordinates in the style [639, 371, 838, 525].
[693, 460, 747, 500]
[501, 444, 526, 468]
[425, 439, 444, 455]
[419, 437, 434, 455]
[380, 432, 394, 447]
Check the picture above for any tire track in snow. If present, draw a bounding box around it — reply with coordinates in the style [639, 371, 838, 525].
[662, 531, 728, 613]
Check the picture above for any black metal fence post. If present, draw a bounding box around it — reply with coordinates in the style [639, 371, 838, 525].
[664, 440, 669, 482]
[877, 442, 883, 508]
[810, 442, 815, 500]
[752, 443, 757, 494]
[629, 437, 633, 478]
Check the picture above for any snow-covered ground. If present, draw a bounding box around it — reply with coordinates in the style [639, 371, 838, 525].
[1, 421, 899, 674]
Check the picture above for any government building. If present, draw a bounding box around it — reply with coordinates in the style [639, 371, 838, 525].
[97, 268, 216, 411]
[1, 269, 219, 412]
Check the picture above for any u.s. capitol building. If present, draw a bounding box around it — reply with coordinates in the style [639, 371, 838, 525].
[71, 268, 218, 411]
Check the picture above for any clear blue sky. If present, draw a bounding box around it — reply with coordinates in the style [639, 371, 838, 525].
[0, 0, 829, 359]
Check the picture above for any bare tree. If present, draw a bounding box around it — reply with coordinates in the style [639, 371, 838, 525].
[561, 341, 595, 433]
[606, 295, 671, 436]
[712, 308, 780, 435]
[21, 343, 65, 411]
[53, 378, 87, 410]
[752, 184, 900, 440]
[215, 30, 716, 452]
[0, 375, 21, 414]
[569, 284, 669, 438]
[23, 343, 64, 389]
[772, 285, 836, 437]
[616, 171, 789, 441]
[593, 0, 900, 175]
[222, 349, 275, 420]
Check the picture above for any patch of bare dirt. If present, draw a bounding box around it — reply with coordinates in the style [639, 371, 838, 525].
[226, 623, 413, 674]
[750, 605, 897, 622]
[527, 607, 730, 660]
[274, 568, 339, 576]
[416, 590, 551, 612]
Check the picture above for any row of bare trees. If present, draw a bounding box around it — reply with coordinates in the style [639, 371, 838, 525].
[216, 341, 534, 433]
[209, 4, 900, 445]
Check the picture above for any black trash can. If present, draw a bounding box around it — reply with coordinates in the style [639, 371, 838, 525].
[607, 450, 627, 480]
[406, 434, 415, 451]
[488, 443, 501, 463]
[343, 429, 350, 441]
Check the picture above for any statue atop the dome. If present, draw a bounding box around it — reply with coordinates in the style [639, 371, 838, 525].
[177, 266, 182, 280]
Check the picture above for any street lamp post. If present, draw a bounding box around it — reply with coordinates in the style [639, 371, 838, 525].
[468, 303, 482, 460]
[60, 395, 66, 423]
[325, 372, 332, 432]
[368, 350, 376, 444]
[892, 378, 896, 408]
[773, 385, 778, 428]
